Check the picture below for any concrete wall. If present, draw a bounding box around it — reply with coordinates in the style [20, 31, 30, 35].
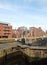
[22, 48, 47, 58]
[0, 46, 47, 65]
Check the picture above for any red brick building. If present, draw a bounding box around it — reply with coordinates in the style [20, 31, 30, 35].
[0, 23, 12, 38]
[13, 27, 28, 38]
[29, 27, 37, 37]
[17, 27, 27, 38]
[38, 27, 45, 37]
[29, 27, 45, 37]
[12, 30, 21, 38]
[12, 27, 45, 38]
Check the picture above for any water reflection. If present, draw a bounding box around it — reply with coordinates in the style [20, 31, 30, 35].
[15, 64, 18, 65]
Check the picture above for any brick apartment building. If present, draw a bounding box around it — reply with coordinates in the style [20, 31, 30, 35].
[0, 23, 12, 38]
[17, 26, 28, 38]
[29, 27, 38, 37]
[13, 27, 45, 38]
[29, 27, 45, 37]
[13, 27, 28, 38]
[12, 30, 21, 38]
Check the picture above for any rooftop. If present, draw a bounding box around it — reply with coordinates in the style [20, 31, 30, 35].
[0, 22, 10, 25]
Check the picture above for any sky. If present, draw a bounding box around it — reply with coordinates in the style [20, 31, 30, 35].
[0, 0, 47, 31]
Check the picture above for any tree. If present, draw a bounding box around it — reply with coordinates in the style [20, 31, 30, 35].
[21, 38, 25, 44]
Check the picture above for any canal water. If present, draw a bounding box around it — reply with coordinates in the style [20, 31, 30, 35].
[4, 55, 47, 65]
[0, 52, 47, 65]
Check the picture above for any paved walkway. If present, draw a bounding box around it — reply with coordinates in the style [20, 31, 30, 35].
[0, 42, 18, 50]
[0, 42, 47, 50]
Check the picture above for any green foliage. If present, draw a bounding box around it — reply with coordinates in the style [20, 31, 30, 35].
[36, 38, 47, 46]
[21, 38, 25, 44]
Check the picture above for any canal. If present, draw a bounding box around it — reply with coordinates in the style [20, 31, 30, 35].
[0, 51, 47, 65]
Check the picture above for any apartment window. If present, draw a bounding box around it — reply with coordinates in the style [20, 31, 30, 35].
[4, 33, 7, 35]
[4, 33, 10, 35]
[3, 24, 8, 27]
[4, 30, 10, 32]
[4, 26, 10, 29]
[0, 36, 1, 38]
[2, 36, 8, 38]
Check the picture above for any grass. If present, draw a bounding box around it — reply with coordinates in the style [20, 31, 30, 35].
[0, 39, 15, 44]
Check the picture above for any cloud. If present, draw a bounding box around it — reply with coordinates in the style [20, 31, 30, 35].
[0, 0, 47, 13]
[18, 13, 47, 26]
[0, 3, 29, 11]
[0, 4, 13, 11]
[0, 3, 22, 11]
[0, 0, 47, 30]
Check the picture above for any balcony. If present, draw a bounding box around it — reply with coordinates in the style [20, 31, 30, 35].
[4, 30, 10, 32]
